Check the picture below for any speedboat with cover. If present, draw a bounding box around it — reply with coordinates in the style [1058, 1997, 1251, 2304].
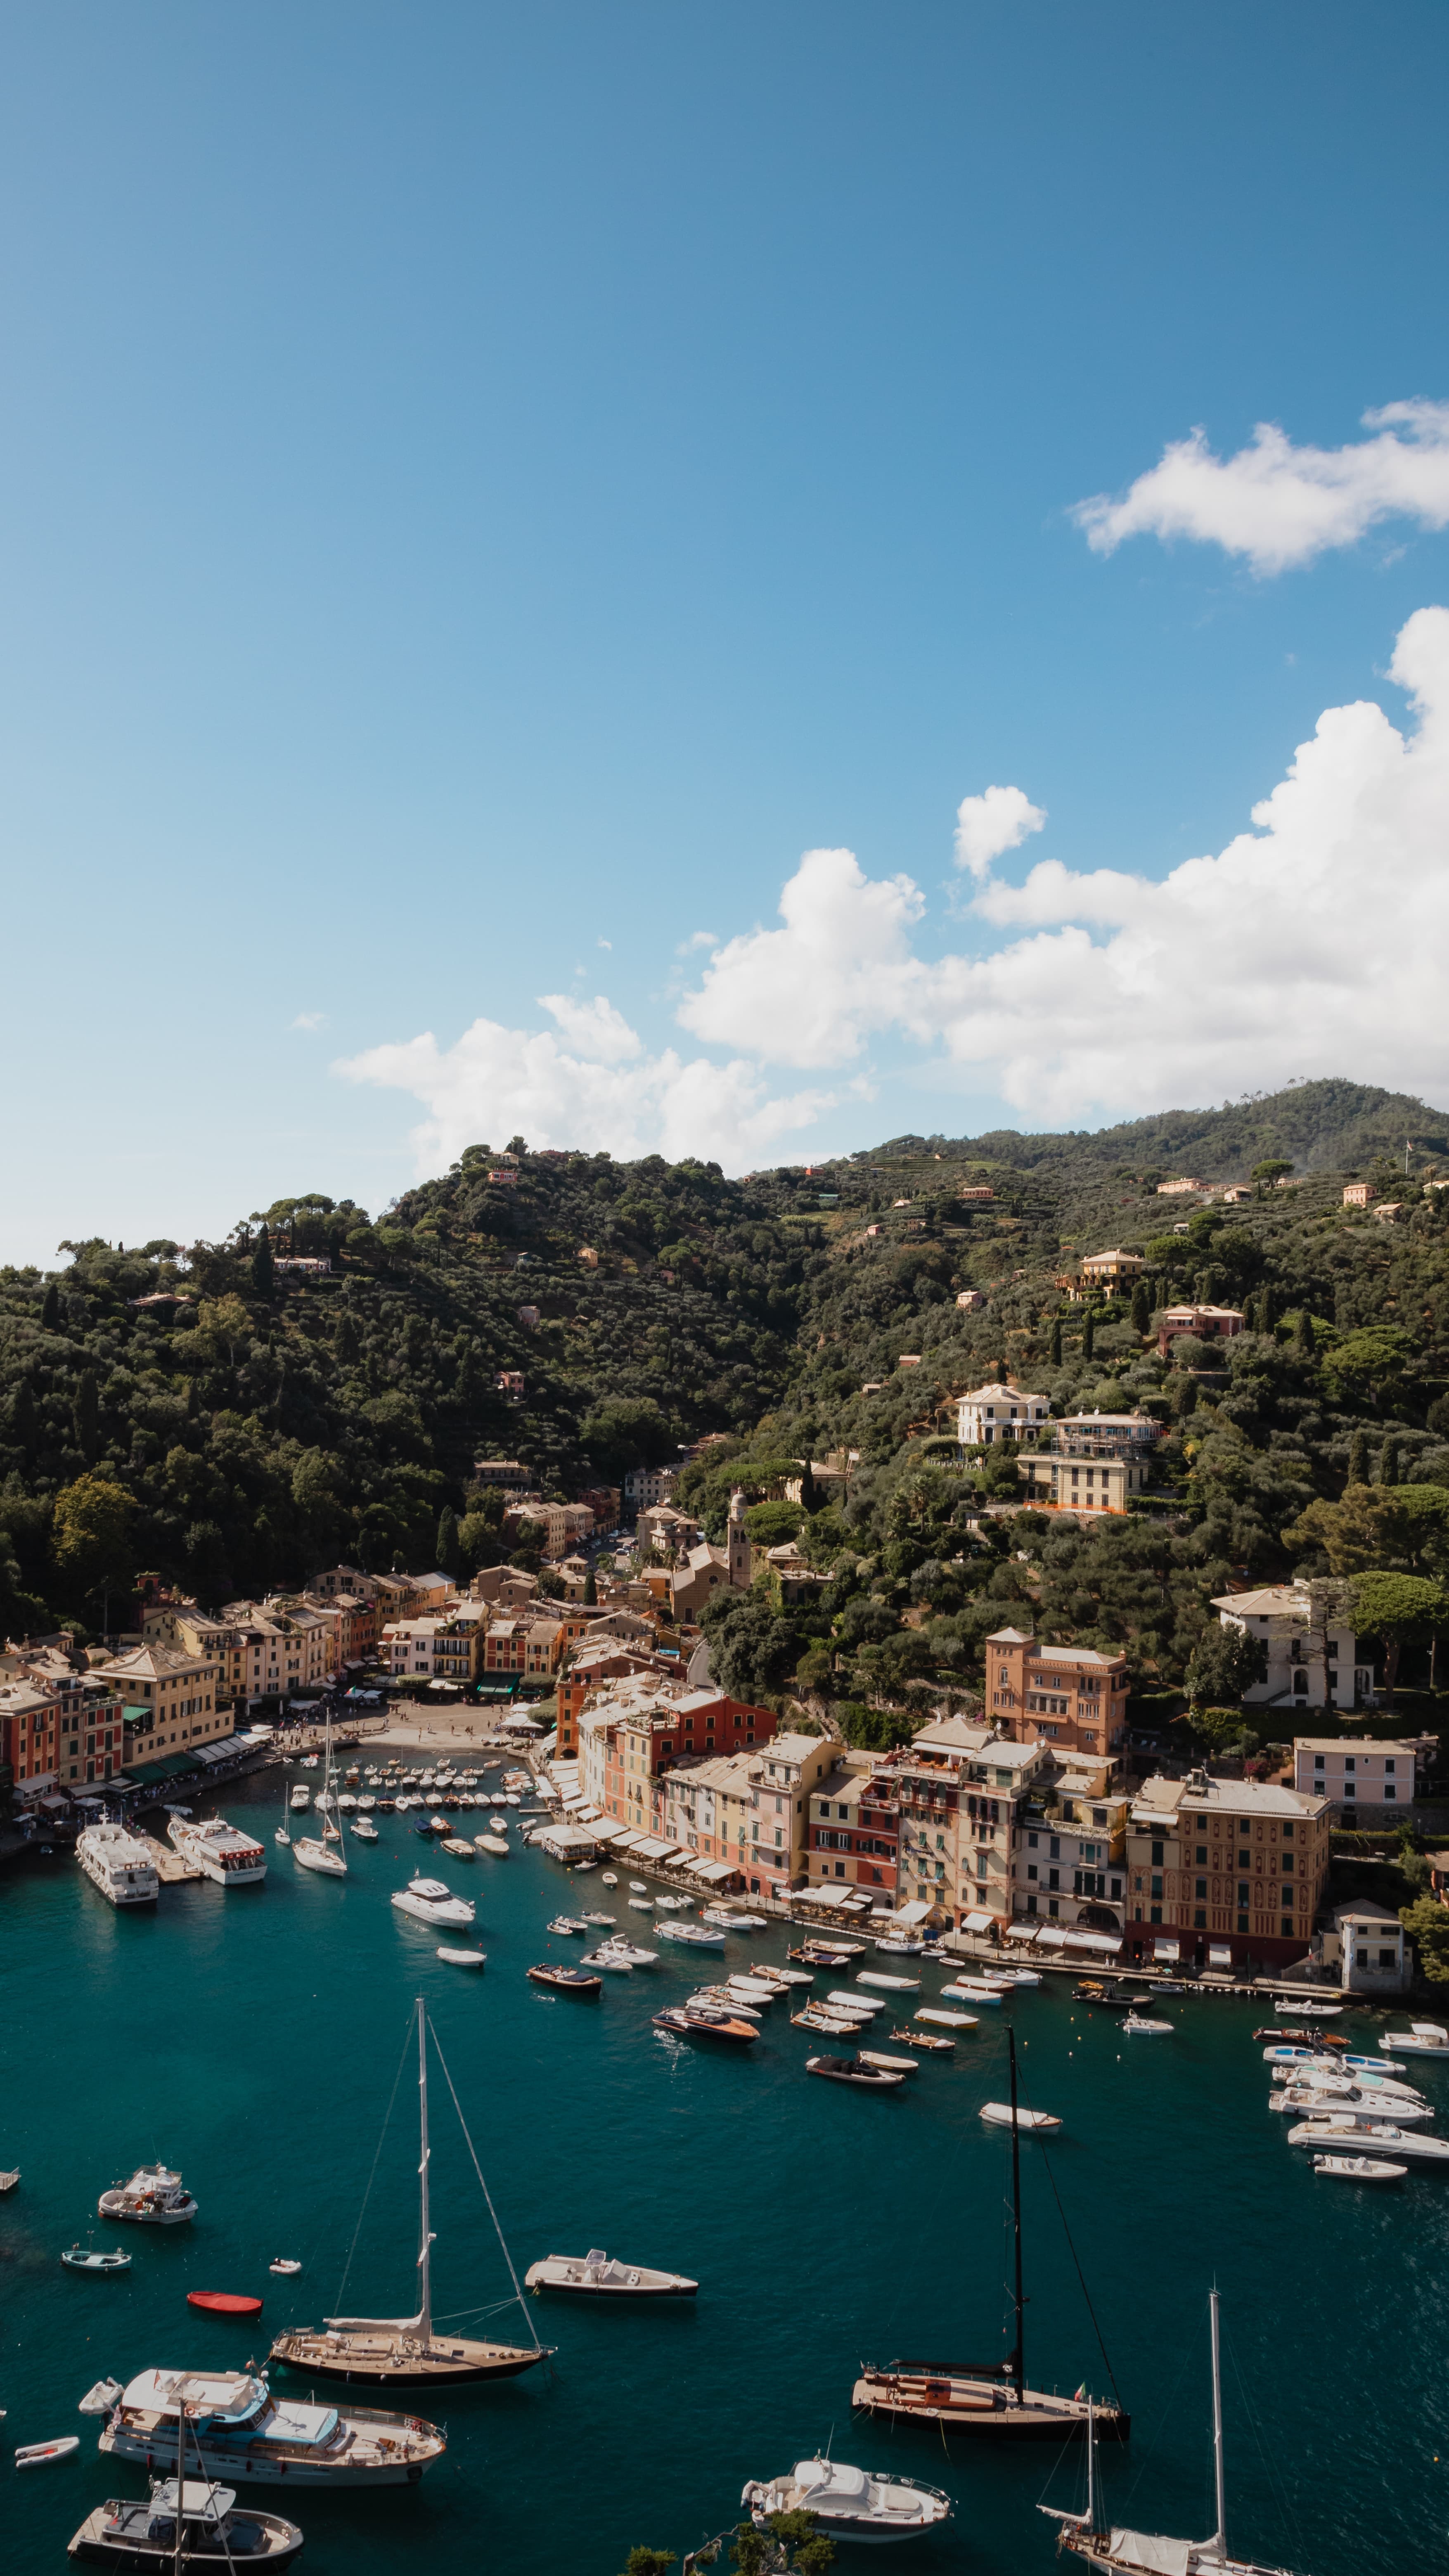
[99, 2369, 445, 2485]
[99, 2166, 197, 2228]
[807, 2055, 906, 2089]
[270, 1996, 550, 2389]
[743, 2457, 952, 2543]
[855, 2030, 1126, 2442]
[525, 2249, 698, 2297]
[69, 2479, 304, 2569]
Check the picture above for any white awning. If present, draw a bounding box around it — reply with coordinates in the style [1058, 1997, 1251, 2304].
[894, 1900, 932, 1926]
[1005, 1920, 1042, 1943]
[631, 1837, 682, 1861]
[794, 1887, 846, 1907]
[1068, 1930, 1122, 1955]
[1033, 1924, 1068, 1947]
[603, 1825, 646, 1847]
[1153, 1938, 1181, 1963]
[694, 1859, 738, 1882]
[961, 1909, 996, 1934]
[1208, 1944, 1233, 1968]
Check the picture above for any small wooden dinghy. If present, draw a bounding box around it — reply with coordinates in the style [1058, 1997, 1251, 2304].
[436, 1946, 486, 1968]
[858, 1972, 920, 1992]
[187, 2290, 264, 2317]
[917, 2008, 977, 2030]
[893, 2024, 953, 2052]
[525, 2249, 698, 2297]
[16, 2434, 80, 2467]
[61, 2244, 131, 2275]
[980, 2102, 1061, 2133]
[1313, 2153, 1407, 2181]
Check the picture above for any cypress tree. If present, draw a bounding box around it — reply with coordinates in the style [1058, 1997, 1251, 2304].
[251, 1222, 275, 1298]
[73, 1370, 99, 1463]
[1081, 1309, 1095, 1361]
[436, 1504, 460, 1576]
[1378, 1435, 1401, 1487]
[336, 1309, 360, 1366]
[40, 1281, 59, 1331]
[1347, 1428, 1371, 1485]
[582, 1567, 598, 1605]
[1295, 1308, 1316, 1357]
[1050, 1318, 1063, 1366]
[1260, 1283, 1276, 1334]
[1130, 1281, 1151, 1336]
[799, 1461, 821, 1515]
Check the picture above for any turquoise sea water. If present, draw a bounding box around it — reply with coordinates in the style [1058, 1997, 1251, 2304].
[2, 1776, 1446, 2576]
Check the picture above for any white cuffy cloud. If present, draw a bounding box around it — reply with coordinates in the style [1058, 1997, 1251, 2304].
[337, 608, 1449, 1167]
[952, 784, 1046, 875]
[1074, 401, 1449, 574]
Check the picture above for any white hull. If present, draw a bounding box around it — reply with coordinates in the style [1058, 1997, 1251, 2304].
[77, 1833, 159, 1908]
[293, 1840, 347, 1878]
[99, 2425, 434, 2488]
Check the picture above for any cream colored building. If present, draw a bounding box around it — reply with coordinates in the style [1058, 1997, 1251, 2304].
[93, 1643, 224, 1763]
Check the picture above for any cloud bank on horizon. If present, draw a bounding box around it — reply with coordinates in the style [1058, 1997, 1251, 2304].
[338, 602, 1449, 1173]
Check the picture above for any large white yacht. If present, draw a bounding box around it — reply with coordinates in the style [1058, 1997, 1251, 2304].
[76, 1824, 159, 1908]
[391, 1877, 475, 1929]
[742, 2458, 952, 2542]
[99, 2368, 445, 2486]
[167, 1814, 267, 1887]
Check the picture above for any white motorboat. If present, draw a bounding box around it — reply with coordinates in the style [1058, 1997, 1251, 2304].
[76, 1824, 159, 1909]
[1268, 2065, 1423, 2105]
[526, 2249, 698, 2297]
[1314, 2152, 1407, 2181]
[725, 1976, 781, 2005]
[692, 1987, 762, 2020]
[1273, 1998, 1340, 2016]
[1271, 2086, 1432, 2121]
[875, 1938, 925, 1955]
[628, 1896, 655, 1913]
[351, 1818, 379, 1842]
[391, 1877, 476, 1929]
[601, 1872, 618, 1887]
[69, 2475, 304, 2566]
[99, 2369, 445, 2486]
[743, 2457, 952, 2543]
[582, 1947, 633, 1973]
[858, 1972, 920, 1992]
[1380, 2022, 1449, 2054]
[289, 1784, 310, 1811]
[916, 2008, 978, 2029]
[1286, 2114, 1449, 2163]
[436, 1946, 486, 1968]
[269, 2260, 303, 2275]
[581, 1911, 616, 1926]
[981, 2101, 1061, 2133]
[168, 1814, 267, 1888]
[475, 1834, 511, 1856]
[940, 1980, 1003, 2007]
[357, 1795, 376, 1811]
[860, 2049, 919, 2073]
[98, 2165, 197, 2226]
[656, 1921, 724, 1948]
[77, 2378, 123, 2416]
[828, 1989, 883, 2014]
[1122, 2014, 1174, 2036]
[1264, 2044, 1405, 2075]
[656, 1894, 684, 1911]
[596, 1937, 658, 1966]
[628, 1880, 648, 1892]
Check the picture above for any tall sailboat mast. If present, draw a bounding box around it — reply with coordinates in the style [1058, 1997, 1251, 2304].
[1209, 2288, 1227, 2568]
[416, 1996, 434, 2350]
[1009, 2024, 1025, 2405]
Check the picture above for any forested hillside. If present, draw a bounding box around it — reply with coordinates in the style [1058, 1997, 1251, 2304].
[5, 1080, 1449, 1726]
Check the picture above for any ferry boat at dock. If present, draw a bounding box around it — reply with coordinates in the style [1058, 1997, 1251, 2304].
[76, 1825, 159, 1908]
[167, 1815, 267, 1887]
[98, 2368, 445, 2486]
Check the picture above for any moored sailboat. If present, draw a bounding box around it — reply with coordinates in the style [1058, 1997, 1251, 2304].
[268, 1996, 551, 2389]
[852, 2028, 1127, 2441]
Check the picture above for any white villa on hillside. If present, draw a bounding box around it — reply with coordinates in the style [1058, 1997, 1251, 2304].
[957, 1382, 1049, 1446]
[1211, 1585, 1376, 1712]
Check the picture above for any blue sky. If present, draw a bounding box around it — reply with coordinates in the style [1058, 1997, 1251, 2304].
[4, 2, 1449, 1264]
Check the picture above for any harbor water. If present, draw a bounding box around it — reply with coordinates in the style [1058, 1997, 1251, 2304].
[3, 1772, 1446, 2576]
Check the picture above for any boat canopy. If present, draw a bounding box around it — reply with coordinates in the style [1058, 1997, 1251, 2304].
[1106, 2532, 1191, 2576]
[794, 2460, 870, 2503]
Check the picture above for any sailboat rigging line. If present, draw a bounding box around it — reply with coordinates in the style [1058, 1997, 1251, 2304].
[333, 2013, 414, 2316]
[426, 2013, 540, 2349]
[1031, 2134, 1124, 2414]
[1119, 2332, 1195, 2514]
[1223, 2311, 1303, 2561]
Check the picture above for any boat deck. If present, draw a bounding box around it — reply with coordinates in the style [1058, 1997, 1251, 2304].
[138, 1836, 201, 1882]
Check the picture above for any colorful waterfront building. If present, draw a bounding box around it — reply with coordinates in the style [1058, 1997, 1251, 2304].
[1125, 1767, 1332, 1971]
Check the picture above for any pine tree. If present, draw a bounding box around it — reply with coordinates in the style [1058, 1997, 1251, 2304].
[1347, 1429, 1371, 1486]
[251, 1222, 275, 1298]
[40, 1281, 59, 1331]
